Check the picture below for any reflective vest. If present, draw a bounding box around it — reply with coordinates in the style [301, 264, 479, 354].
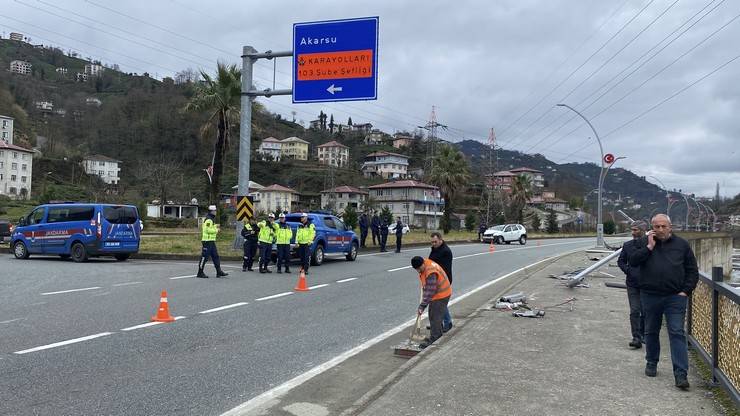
[201, 214, 218, 242]
[418, 259, 452, 301]
[242, 223, 258, 242]
[276, 222, 293, 244]
[296, 222, 315, 244]
[257, 220, 278, 244]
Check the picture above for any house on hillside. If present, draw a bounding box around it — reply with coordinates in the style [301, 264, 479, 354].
[353, 122, 373, 133]
[257, 137, 282, 161]
[392, 133, 413, 148]
[1, 115, 14, 143]
[9, 60, 31, 75]
[280, 137, 309, 161]
[255, 184, 299, 213]
[0, 140, 34, 200]
[489, 166, 545, 193]
[321, 186, 368, 213]
[368, 180, 444, 228]
[361, 151, 409, 179]
[316, 141, 349, 168]
[84, 64, 104, 77]
[364, 129, 386, 145]
[146, 202, 199, 219]
[9, 32, 24, 42]
[82, 154, 121, 185]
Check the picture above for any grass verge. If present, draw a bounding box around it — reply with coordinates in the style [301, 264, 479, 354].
[689, 349, 740, 416]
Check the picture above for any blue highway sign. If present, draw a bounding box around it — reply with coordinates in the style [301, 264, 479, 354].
[293, 17, 379, 103]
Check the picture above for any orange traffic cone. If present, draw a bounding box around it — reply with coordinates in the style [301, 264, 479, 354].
[151, 290, 176, 323]
[294, 268, 309, 292]
[489, 241, 496, 253]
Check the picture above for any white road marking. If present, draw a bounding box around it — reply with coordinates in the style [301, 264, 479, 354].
[41, 286, 101, 296]
[14, 332, 113, 355]
[199, 302, 249, 314]
[307, 284, 329, 290]
[112, 281, 143, 287]
[255, 292, 293, 301]
[336, 278, 357, 283]
[120, 316, 185, 331]
[170, 275, 196, 280]
[385, 240, 585, 272]
[91, 291, 111, 297]
[220, 245, 589, 416]
[0, 318, 22, 325]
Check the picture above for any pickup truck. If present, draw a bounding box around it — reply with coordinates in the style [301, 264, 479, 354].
[280, 212, 359, 266]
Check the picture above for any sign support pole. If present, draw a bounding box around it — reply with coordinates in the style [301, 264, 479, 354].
[235, 46, 293, 248]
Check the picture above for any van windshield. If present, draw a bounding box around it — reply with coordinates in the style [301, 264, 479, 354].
[103, 206, 138, 224]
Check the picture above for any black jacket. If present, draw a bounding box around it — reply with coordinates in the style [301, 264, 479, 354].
[395, 220, 403, 235]
[429, 242, 453, 284]
[241, 222, 259, 242]
[617, 239, 640, 288]
[629, 234, 699, 295]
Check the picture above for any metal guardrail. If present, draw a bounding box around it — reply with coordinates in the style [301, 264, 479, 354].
[687, 266, 740, 407]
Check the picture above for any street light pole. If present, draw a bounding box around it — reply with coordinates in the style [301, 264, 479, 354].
[557, 103, 605, 248]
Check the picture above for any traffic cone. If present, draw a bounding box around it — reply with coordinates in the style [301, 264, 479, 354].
[489, 242, 496, 253]
[151, 290, 176, 323]
[294, 268, 309, 292]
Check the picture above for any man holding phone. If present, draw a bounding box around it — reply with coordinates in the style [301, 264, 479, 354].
[629, 214, 698, 390]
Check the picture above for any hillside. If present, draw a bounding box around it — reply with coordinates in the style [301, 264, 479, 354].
[0, 37, 685, 223]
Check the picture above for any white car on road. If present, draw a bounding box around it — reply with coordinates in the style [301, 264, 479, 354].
[482, 224, 527, 245]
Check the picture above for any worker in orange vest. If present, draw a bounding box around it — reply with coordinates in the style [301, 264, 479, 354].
[410, 256, 452, 349]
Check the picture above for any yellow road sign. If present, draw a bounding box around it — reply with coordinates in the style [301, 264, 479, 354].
[236, 195, 254, 221]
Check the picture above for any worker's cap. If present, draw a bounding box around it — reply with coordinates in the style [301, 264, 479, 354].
[630, 220, 648, 231]
[279, 213, 286, 219]
[301, 212, 308, 218]
[268, 213, 275, 218]
[411, 256, 424, 269]
[207, 205, 217, 211]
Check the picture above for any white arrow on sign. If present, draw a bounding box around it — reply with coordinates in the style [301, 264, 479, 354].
[327, 84, 343, 95]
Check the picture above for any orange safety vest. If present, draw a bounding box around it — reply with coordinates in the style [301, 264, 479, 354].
[418, 258, 452, 300]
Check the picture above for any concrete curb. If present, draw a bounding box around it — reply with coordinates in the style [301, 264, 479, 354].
[339, 247, 585, 416]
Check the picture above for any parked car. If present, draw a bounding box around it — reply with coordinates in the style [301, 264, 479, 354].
[11, 203, 142, 262]
[387, 222, 410, 234]
[482, 224, 527, 245]
[282, 212, 360, 266]
[0, 220, 11, 243]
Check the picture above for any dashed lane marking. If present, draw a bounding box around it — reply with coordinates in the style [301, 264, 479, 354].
[199, 302, 249, 314]
[336, 278, 357, 283]
[121, 316, 185, 331]
[170, 275, 196, 280]
[112, 281, 143, 287]
[0, 318, 22, 325]
[14, 332, 113, 355]
[307, 284, 329, 290]
[41, 286, 102, 296]
[255, 292, 293, 301]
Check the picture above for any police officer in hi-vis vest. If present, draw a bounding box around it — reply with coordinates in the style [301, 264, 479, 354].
[197, 205, 228, 278]
[295, 213, 316, 273]
[275, 213, 294, 273]
[241, 217, 259, 272]
[257, 213, 279, 274]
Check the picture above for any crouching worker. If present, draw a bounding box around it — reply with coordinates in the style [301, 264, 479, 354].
[410, 256, 451, 349]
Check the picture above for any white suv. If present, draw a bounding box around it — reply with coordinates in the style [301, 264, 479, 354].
[482, 224, 527, 245]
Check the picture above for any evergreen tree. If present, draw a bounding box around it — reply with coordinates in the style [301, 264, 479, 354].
[464, 211, 476, 232]
[530, 212, 541, 232]
[380, 205, 393, 224]
[604, 219, 616, 235]
[546, 208, 558, 234]
[329, 114, 335, 134]
[342, 205, 358, 230]
[347, 116, 353, 126]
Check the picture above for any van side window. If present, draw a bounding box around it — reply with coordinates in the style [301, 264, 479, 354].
[47, 206, 95, 223]
[28, 208, 45, 225]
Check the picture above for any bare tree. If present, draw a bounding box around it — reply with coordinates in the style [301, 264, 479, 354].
[136, 158, 183, 217]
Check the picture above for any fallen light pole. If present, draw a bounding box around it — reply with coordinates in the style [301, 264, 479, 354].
[566, 249, 622, 288]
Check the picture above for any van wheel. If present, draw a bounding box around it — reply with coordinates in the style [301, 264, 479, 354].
[346, 242, 358, 261]
[71, 242, 88, 263]
[311, 244, 324, 266]
[13, 241, 29, 259]
[114, 254, 130, 261]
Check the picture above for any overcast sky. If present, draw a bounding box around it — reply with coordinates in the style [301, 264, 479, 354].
[3, 0, 739, 198]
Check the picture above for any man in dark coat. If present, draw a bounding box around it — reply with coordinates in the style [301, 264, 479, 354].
[394, 217, 404, 253]
[429, 232, 453, 332]
[358, 212, 369, 248]
[379, 216, 389, 252]
[629, 214, 698, 390]
[617, 220, 647, 348]
[371, 211, 381, 246]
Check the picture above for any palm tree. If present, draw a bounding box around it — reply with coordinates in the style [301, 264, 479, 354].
[428, 145, 470, 233]
[510, 174, 533, 223]
[184, 62, 241, 204]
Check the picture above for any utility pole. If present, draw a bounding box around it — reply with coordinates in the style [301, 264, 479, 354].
[418, 106, 447, 179]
